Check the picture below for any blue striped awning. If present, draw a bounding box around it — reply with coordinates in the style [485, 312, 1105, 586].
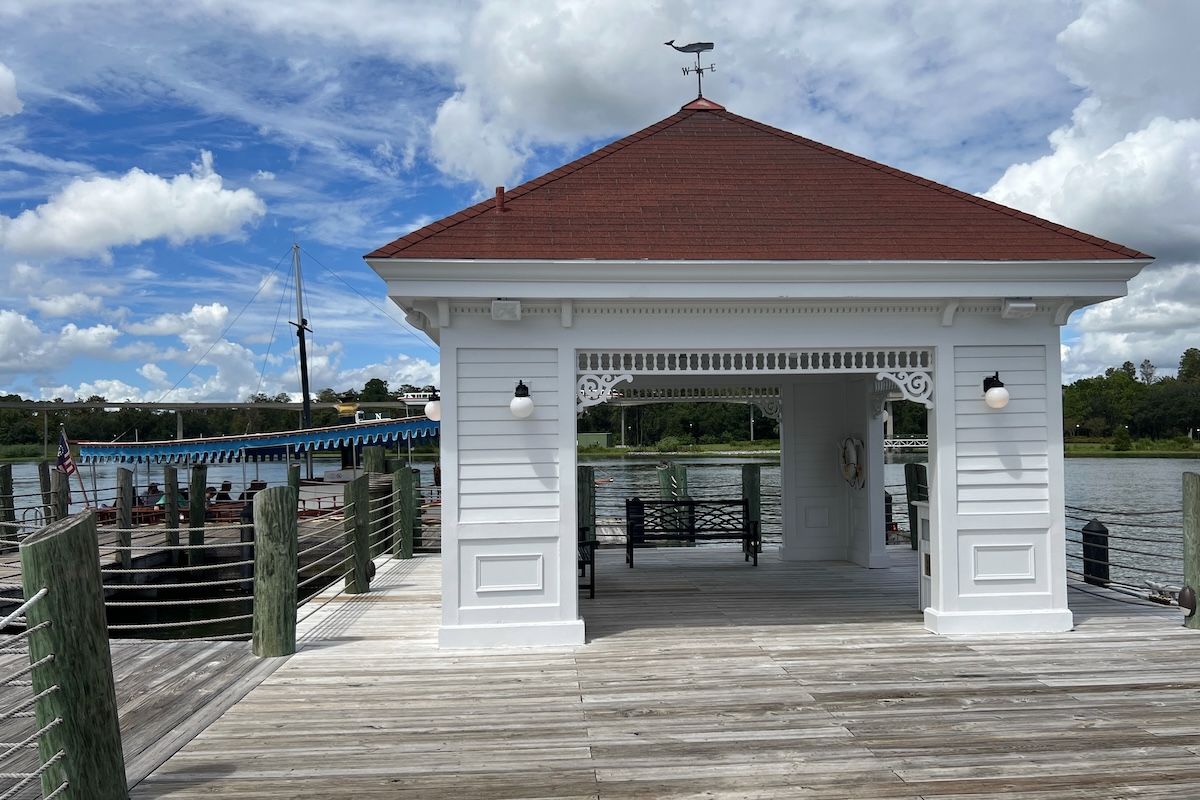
[78, 417, 439, 464]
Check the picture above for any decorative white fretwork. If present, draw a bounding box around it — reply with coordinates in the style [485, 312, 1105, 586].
[578, 348, 932, 376]
[577, 373, 633, 410]
[875, 370, 934, 409]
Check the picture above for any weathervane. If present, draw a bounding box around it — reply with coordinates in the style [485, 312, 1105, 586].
[665, 39, 715, 98]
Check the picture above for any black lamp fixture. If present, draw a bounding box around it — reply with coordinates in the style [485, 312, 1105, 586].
[423, 389, 441, 422]
[510, 380, 534, 418]
[983, 372, 1010, 409]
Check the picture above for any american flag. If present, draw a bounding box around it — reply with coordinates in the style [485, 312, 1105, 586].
[56, 429, 78, 475]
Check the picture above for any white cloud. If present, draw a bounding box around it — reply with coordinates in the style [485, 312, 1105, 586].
[0, 62, 21, 117]
[125, 303, 230, 337]
[0, 309, 43, 370]
[0, 151, 266, 260]
[27, 292, 103, 318]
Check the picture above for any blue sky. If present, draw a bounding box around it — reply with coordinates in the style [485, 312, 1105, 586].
[1, 0, 1198, 401]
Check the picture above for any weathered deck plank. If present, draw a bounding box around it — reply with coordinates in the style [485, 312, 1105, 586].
[129, 546, 1200, 799]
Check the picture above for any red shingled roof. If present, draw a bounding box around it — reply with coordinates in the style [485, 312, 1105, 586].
[365, 101, 1150, 262]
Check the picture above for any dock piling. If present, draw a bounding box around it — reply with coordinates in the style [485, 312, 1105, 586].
[0, 463, 14, 552]
[1185, 473, 1199, 630]
[1082, 518, 1111, 587]
[344, 475, 370, 594]
[188, 465, 208, 567]
[252, 485, 298, 657]
[19, 512, 127, 799]
[116, 467, 134, 569]
[395, 468, 414, 559]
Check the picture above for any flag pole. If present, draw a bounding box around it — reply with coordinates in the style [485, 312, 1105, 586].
[58, 425, 92, 509]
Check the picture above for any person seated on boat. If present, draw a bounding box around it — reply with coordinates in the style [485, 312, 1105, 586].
[238, 479, 268, 502]
[141, 483, 164, 506]
[154, 488, 189, 510]
[214, 481, 233, 502]
[205, 486, 217, 505]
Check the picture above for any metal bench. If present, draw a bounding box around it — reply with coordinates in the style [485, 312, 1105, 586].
[625, 497, 759, 568]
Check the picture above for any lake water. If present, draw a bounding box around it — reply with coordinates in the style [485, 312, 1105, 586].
[5, 454, 1196, 587]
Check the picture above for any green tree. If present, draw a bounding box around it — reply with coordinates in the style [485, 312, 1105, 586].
[1139, 359, 1157, 384]
[1180, 348, 1200, 383]
[360, 378, 390, 402]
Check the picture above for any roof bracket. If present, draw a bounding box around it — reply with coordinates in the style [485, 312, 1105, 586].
[941, 301, 959, 327]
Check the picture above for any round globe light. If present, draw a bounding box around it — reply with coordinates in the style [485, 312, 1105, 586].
[423, 397, 441, 421]
[510, 380, 534, 418]
[984, 385, 1010, 409]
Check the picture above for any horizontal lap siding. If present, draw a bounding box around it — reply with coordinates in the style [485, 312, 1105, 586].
[457, 348, 560, 523]
[954, 345, 1049, 516]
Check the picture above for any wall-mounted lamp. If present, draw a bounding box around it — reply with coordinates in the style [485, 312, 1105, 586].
[423, 390, 442, 422]
[983, 373, 1010, 409]
[510, 380, 534, 418]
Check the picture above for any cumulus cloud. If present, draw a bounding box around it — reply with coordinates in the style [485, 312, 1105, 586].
[983, 0, 1200, 381]
[0, 62, 20, 117]
[0, 152, 266, 261]
[125, 303, 230, 337]
[27, 292, 104, 318]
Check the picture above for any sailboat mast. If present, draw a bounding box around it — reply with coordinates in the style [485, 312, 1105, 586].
[292, 243, 312, 431]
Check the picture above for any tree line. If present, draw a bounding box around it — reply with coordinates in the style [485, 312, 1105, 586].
[1064, 348, 1200, 440]
[0, 379, 433, 445]
[3, 350, 1199, 447]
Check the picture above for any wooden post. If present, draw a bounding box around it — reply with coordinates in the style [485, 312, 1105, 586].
[20, 512, 127, 799]
[0, 463, 15, 553]
[38, 460, 52, 523]
[742, 463, 761, 553]
[1185, 472, 1200, 631]
[163, 465, 180, 567]
[188, 464, 208, 568]
[116, 467, 134, 569]
[343, 475, 370, 594]
[1081, 519, 1110, 587]
[252, 485, 298, 657]
[50, 470, 70, 523]
[578, 465, 596, 538]
[287, 463, 301, 497]
[394, 468, 414, 559]
[362, 445, 386, 475]
[411, 468, 424, 550]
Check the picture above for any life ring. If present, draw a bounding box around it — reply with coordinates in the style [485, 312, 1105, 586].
[839, 437, 865, 489]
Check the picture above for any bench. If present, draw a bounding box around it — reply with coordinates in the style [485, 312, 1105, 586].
[625, 497, 760, 568]
[578, 525, 599, 598]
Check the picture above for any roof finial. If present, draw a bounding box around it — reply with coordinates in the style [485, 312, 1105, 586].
[665, 40, 715, 99]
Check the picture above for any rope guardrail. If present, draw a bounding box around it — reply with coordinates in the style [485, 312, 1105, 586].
[0, 588, 68, 800]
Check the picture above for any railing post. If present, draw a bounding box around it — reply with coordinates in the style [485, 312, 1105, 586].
[362, 445, 386, 475]
[38, 460, 52, 523]
[50, 470, 70, 522]
[287, 463, 301, 497]
[1184, 472, 1200, 630]
[1081, 519, 1110, 587]
[20, 512, 127, 799]
[411, 468, 424, 550]
[116, 467, 134, 569]
[188, 464, 208, 568]
[252, 485, 298, 657]
[394, 467, 414, 559]
[0, 463, 15, 552]
[344, 475, 370, 594]
[164, 464, 180, 546]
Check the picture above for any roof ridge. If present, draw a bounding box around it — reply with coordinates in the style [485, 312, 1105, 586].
[707, 109, 1152, 260]
[368, 110, 701, 257]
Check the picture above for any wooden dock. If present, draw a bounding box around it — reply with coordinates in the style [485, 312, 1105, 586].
[126, 544, 1200, 799]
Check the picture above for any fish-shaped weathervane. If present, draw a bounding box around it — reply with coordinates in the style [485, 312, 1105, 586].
[665, 40, 715, 98]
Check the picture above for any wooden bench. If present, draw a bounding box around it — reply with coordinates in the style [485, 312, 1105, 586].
[578, 525, 599, 598]
[625, 497, 760, 568]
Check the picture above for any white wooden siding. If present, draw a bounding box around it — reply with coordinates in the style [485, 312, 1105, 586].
[457, 348, 560, 524]
[953, 345, 1049, 516]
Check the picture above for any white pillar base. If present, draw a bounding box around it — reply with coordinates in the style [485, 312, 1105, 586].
[924, 607, 1074, 635]
[438, 618, 586, 648]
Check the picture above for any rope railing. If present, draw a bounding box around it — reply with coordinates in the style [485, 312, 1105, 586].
[1065, 505, 1184, 601]
[0, 588, 68, 800]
